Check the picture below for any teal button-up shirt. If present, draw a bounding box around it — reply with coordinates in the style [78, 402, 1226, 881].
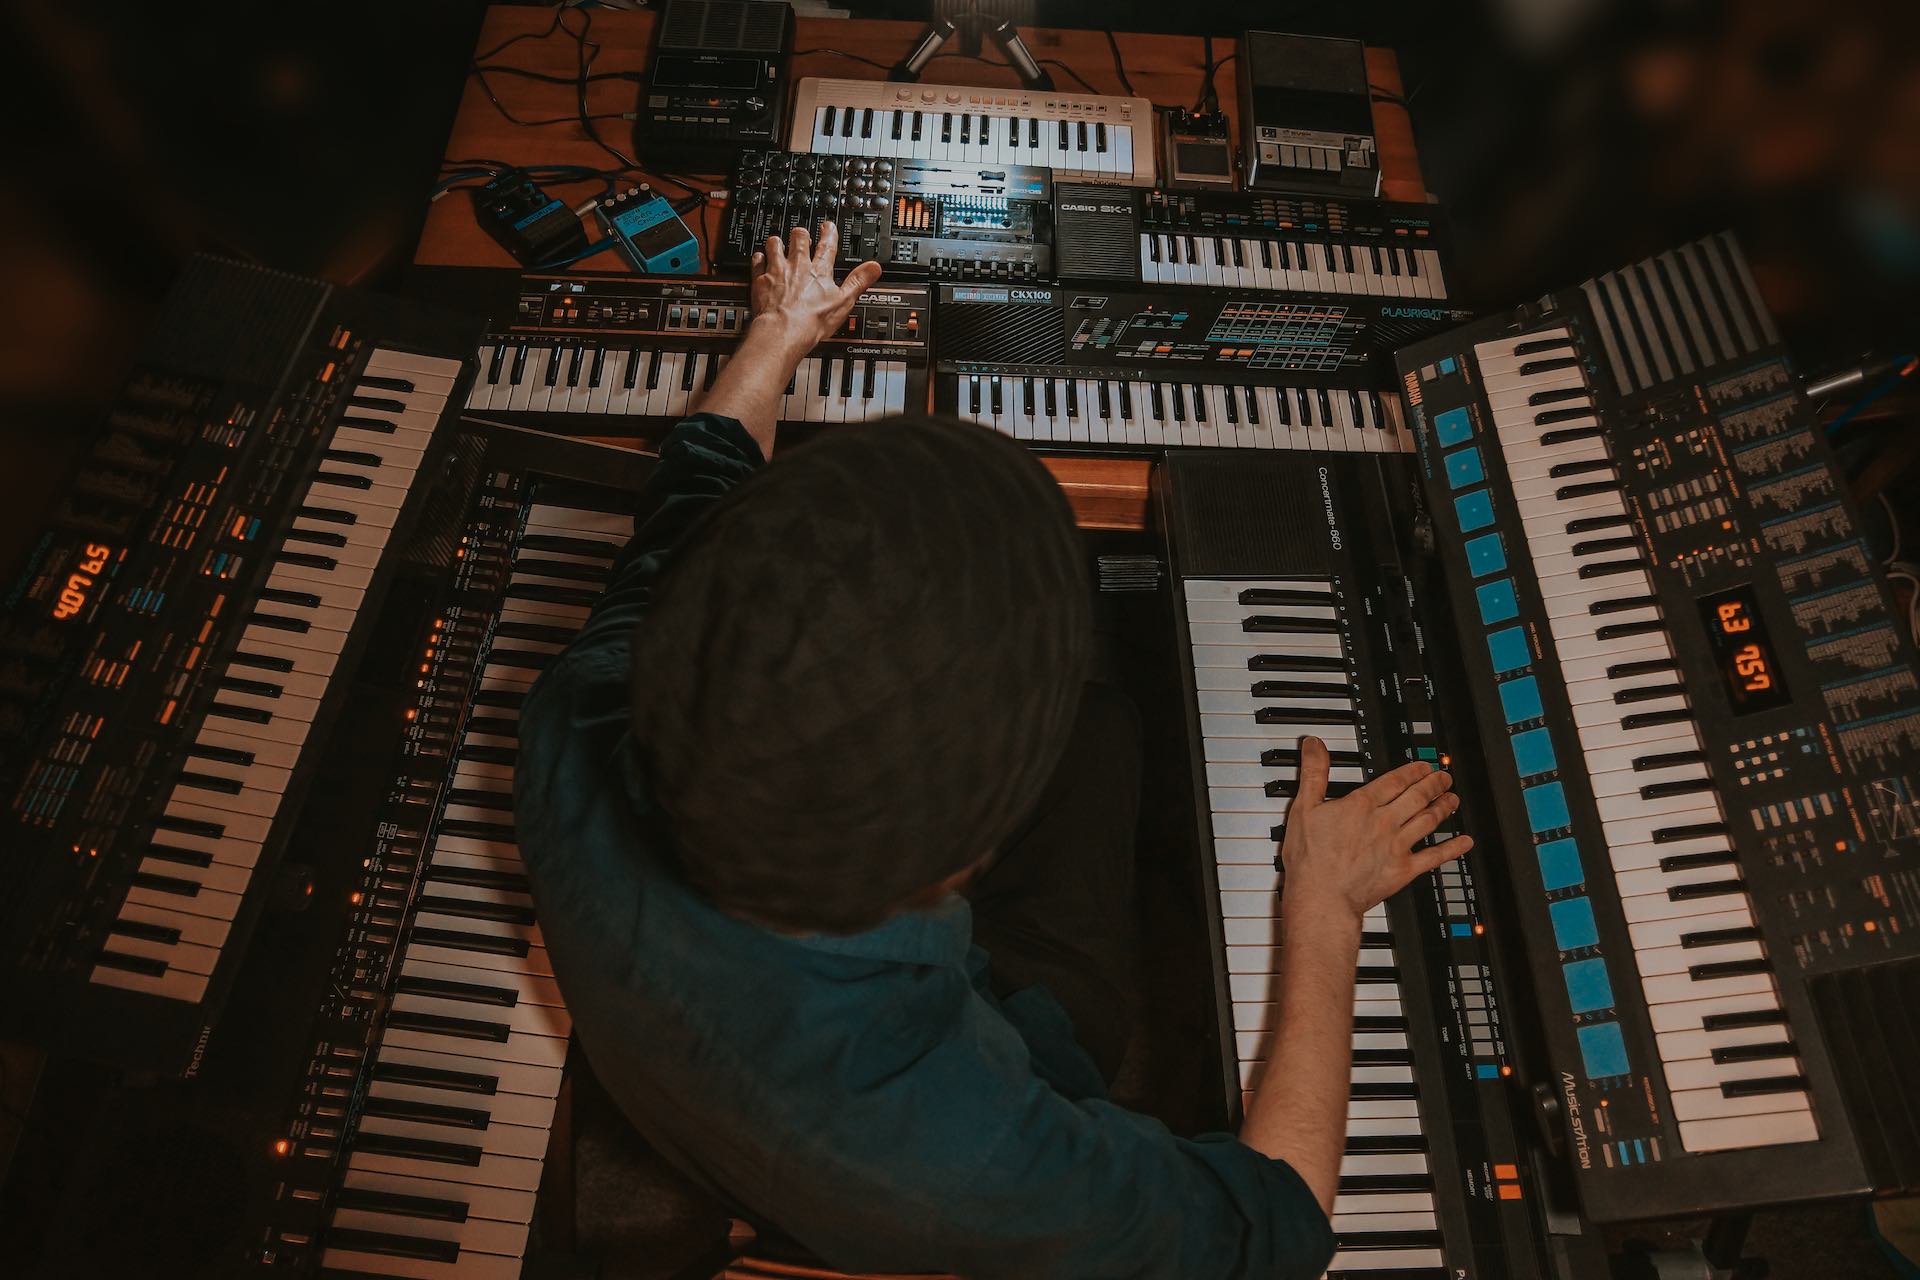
[514, 415, 1336, 1279]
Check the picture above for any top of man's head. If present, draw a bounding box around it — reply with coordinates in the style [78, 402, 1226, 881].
[629, 417, 1090, 934]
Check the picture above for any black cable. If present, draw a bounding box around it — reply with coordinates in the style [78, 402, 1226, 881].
[1197, 51, 1236, 114]
[1040, 59, 1102, 96]
[472, 64, 639, 85]
[794, 47, 896, 72]
[1368, 83, 1409, 108]
[1105, 30, 1136, 96]
[473, 2, 566, 63]
[441, 156, 632, 183]
[567, 6, 642, 175]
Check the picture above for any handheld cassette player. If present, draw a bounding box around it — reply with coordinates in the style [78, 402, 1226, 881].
[639, 0, 794, 167]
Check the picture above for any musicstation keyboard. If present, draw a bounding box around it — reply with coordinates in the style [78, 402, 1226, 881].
[790, 77, 1154, 184]
[0, 256, 476, 1073]
[934, 284, 1470, 453]
[1158, 450, 1608, 1280]
[409, 271, 931, 439]
[1052, 185, 1452, 300]
[1397, 232, 1920, 1221]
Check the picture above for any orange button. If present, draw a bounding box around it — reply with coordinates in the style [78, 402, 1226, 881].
[1498, 1184, 1523, 1201]
[1494, 1163, 1518, 1180]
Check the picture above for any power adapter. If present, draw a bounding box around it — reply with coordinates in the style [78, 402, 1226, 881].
[472, 172, 588, 268]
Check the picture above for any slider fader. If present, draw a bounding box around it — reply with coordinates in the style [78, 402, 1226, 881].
[722, 149, 1054, 281]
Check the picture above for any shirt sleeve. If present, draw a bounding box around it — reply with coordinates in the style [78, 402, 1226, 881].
[568, 412, 765, 655]
[767, 987, 1338, 1280]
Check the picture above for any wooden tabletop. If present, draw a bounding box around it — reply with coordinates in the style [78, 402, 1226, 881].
[418, 6, 1428, 529]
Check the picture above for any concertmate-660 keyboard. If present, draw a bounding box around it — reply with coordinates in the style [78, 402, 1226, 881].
[1397, 232, 1920, 1221]
[1157, 450, 1609, 1279]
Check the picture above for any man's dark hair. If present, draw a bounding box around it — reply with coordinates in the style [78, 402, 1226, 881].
[629, 417, 1090, 933]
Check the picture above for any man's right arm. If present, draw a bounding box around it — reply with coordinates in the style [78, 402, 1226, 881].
[1239, 736, 1472, 1211]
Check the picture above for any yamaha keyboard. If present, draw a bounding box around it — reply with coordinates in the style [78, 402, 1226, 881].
[0, 255, 477, 1073]
[789, 77, 1154, 184]
[409, 270, 931, 440]
[1052, 185, 1453, 300]
[934, 283, 1470, 452]
[1395, 232, 1920, 1220]
[1157, 450, 1608, 1280]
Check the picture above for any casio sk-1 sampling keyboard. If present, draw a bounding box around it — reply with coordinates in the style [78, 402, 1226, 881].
[934, 284, 1470, 452]
[1050, 186, 1453, 300]
[1396, 231, 1920, 1221]
[1156, 450, 1609, 1280]
[412, 271, 931, 440]
[789, 78, 1155, 184]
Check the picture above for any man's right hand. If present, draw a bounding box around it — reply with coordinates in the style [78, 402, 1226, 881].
[748, 221, 884, 359]
[1276, 736, 1472, 926]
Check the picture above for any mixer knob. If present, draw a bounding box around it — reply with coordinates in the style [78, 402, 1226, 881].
[868, 194, 888, 210]
[874, 160, 894, 177]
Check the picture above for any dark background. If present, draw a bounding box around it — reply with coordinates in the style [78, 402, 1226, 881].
[0, 2, 1915, 1273]
[4, 0, 1915, 409]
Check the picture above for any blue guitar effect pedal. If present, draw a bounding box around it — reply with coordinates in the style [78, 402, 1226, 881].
[598, 187, 700, 274]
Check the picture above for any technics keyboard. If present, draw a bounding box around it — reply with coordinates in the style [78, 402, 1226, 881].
[0, 255, 476, 1074]
[410, 270, 931, 440]
[934, 284, 1470, 453]
[789, 77, 1154, 184]
[1397, 232, 1920, 1220]
[1052, 185, 1452, 299]
[311, 462, 631, 1278]
[1158, 450, 1609, 1280]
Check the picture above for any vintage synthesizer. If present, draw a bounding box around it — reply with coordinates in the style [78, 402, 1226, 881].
[0, 426, 653, 1276]
[0, 255, 476, 1074]
[1158, 449, 1608, 1280]
[1396, 231, 1920, 1220]
[721, 150, 1054, 281]
[1051, 185, 1452, 300]
[934, 283, 1471, 452]
[789, 77, 1153, 184]
[409, 269, 932, 439]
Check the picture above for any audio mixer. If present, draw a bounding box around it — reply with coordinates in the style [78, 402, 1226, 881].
[721, 150, 1054, 281]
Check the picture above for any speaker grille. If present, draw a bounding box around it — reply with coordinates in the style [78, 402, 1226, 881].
[936, 298, 1065, 366]
[740, 2, 788, 51]
[1165, 451, 1332, 579]
[1052, 183, 1139, 284]
[658, 0, 787, 51]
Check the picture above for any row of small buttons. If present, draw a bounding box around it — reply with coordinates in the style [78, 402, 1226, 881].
[1431, 388, 1633, 1083]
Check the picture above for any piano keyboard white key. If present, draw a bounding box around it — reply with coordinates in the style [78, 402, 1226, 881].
[93, 350, 460, 1004]
[473, 337, 911, 428]
[1180, 577, 1428, 1183]
[1469, 332, 1810, 1152]
[318, 500, 632, 1279]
